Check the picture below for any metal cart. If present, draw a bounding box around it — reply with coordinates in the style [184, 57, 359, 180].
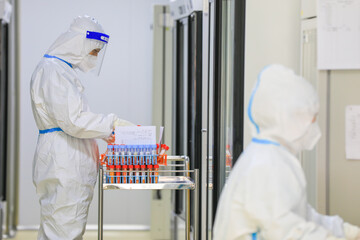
[98, 155, 199, 240]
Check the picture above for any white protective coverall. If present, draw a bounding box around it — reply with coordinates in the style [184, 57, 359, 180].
[213, 64, 360, 240]
[31, 16, 133, 239]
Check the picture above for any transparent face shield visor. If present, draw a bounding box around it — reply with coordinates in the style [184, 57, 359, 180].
[86, 31, 109, 76]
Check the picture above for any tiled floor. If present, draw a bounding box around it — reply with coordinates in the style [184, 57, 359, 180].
[11, 230, 152, 240]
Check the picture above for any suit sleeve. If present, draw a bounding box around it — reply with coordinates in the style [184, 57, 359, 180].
[243, 165, 345, 240]
[41, 68, 126, 138]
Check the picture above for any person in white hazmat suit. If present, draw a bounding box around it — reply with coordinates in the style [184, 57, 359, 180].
[30, 16, 133, 239]
[213, 64, 360, 240]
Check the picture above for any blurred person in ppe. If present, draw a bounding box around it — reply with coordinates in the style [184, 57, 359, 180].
[213, 64, 360, 240]
[30, 15, 133, 240]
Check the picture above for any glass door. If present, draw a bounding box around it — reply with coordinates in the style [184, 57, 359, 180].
[207, 0, 246, 238]
[188, 11, 203, 240]
[173, 11, 203, 240]
[0, 21, 9, 202]
[174, 16, 189, 218]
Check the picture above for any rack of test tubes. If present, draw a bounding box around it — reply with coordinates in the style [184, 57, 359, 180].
[97, 126, 199, 240]
[100, 144, 170, 184]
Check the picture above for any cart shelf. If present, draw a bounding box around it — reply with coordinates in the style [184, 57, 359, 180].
[103, 176, 195, 190]
[98, 155, 199, 240]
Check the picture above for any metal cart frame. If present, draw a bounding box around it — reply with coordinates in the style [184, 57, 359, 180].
[98, 155, 199, 240]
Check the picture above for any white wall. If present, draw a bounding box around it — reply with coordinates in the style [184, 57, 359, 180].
[244, 0, 302, 146]
[19, 0, 168, 227]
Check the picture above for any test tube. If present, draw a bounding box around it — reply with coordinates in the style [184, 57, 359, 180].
[139, 146, 143, 165]
[122, 165, 128, 184]
[151, 144, 157, 165]
[156, 143, 160, 155]
[127, 145, 132, 165]
[145, 145, 151, 165]
[158, 144, 169, 165]
[132, 145, 138, 165]
[120, 145, 125, 165]
[128, 165, 134, 184]
[147, 165, 153, 183]
[159, 144, 165, 153]
[134, 165, 140, 183]
[141, 165, 146, 183]
[154, 164, 159, 183]
[134, 145, 140, 165]
[139, 145, 144, 165]
[102, 162, 107, 183]
[124, 145, 128, 165]
[115, 165, 121, 183]
[107, 145, 114, 166]
[106, 166, 110, 183]
[109, 165, 115, 184]
[114, 145, 120, 165]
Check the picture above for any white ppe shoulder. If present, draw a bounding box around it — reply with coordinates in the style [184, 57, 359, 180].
[32, 61, 117, 139]
[243, 161, 338, 240]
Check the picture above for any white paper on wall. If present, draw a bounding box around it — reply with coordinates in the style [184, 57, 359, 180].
[345, 106, 360, 160]
[115, 126, 156, 145]
[318, 0, 360, 69]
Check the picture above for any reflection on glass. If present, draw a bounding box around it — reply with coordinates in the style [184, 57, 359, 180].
[301, 29, 318, 207]
[223, 0, 235, 179]
[207, 2, 215, 238]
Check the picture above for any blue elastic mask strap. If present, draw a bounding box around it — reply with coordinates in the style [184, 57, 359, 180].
[44, 54, 73, 68]
[247, 65, 271, 134]
[252, 137, 280, 146]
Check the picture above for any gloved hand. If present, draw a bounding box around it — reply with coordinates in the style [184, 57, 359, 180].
[344, 223, 360, 240]
[113, 118, 136, 128]
[102, 133, 115, 144]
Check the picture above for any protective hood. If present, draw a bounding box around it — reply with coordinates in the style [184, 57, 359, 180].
[248, 64, 320, 153]
[46, 15, 107, 68]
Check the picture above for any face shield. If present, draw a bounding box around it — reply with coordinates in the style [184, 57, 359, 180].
[85, 31, 109, 75]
